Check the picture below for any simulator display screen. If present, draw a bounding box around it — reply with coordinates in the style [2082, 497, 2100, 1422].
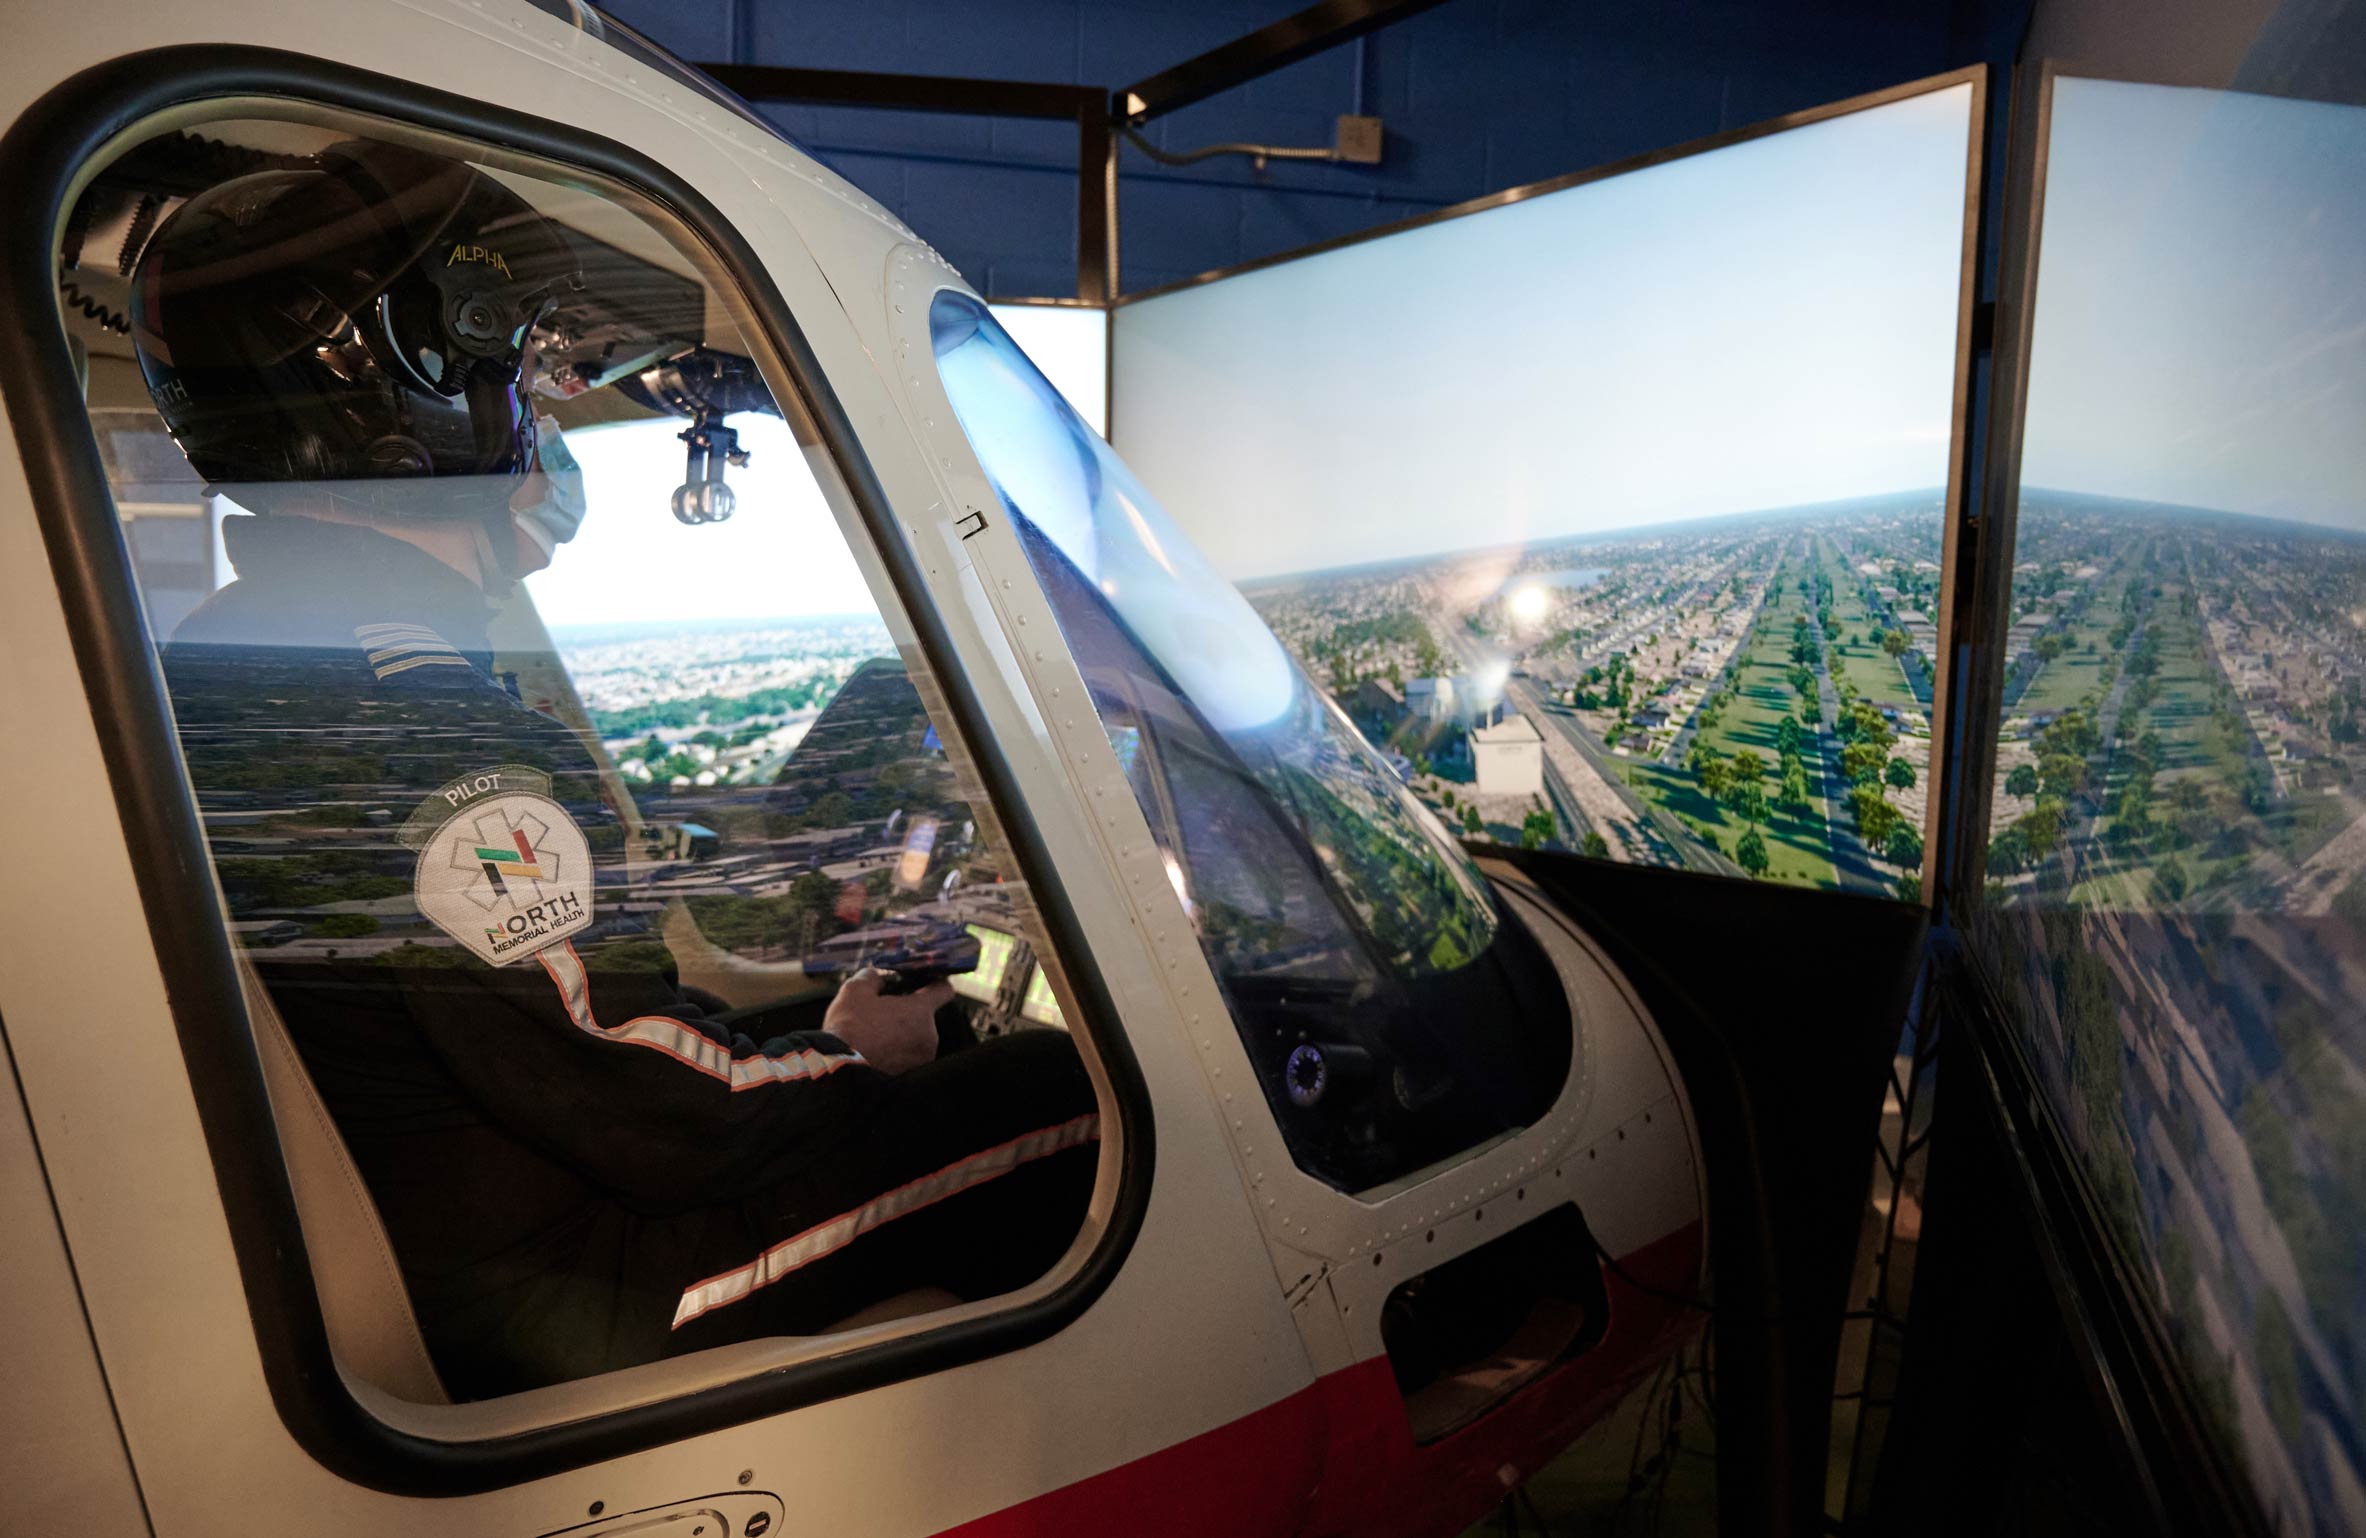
[1972, 79, 2366, 1532]
[1112, 81, 1974, 899]
[988, 303, 1107, 437]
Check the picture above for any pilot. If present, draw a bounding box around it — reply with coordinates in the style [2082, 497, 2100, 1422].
[131, 139, 1099, 1400]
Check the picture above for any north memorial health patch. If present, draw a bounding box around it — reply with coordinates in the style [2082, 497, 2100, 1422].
[411, 770, 594, 966]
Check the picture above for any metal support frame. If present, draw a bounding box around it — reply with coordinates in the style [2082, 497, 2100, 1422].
[698, 64, 1117, 302]
[1829, 963, 1942, 1531]
[1113, 0, 1451, 124]
[699, 0, 1453, 306]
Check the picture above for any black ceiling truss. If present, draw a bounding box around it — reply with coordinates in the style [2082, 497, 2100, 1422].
[1114, 0, 1451, 124]
[698, 64, 1115, 305]
[695, 0, 1438, 302]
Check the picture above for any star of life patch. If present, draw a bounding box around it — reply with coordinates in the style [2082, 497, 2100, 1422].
[402, 766, 594, 966]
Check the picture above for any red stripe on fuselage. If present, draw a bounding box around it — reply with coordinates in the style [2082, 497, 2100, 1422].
[932, 1221, 1705, 1538]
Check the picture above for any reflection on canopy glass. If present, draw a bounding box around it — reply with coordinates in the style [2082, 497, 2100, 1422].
[84, 112, 1096, 1398]
[1973, 78, 2366, 1534]
[931, 291, 1572, 1194]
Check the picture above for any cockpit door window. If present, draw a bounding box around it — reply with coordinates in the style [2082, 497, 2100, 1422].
[15, 69, 1144, 1477]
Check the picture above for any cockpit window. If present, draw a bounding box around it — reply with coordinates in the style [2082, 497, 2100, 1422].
[928, 294, 1498, 970]
[931, 291, 1572, 1193]
[68, 115, 1103, 1407]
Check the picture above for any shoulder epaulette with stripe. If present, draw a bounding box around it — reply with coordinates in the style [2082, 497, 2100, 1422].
[354, 621, 472, 680]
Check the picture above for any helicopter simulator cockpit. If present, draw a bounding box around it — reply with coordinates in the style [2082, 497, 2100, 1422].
[8, 3, 2361, 1535]
[26, 62, 1707, 1529]
[0, 5, 1760, 1523]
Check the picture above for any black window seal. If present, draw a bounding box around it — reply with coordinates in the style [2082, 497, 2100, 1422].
[0, 42, 1153, 1497]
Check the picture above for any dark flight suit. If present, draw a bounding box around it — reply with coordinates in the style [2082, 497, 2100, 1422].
[164, 513, 1097, 1400]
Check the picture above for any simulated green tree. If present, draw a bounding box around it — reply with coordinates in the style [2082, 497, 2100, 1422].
[2041, 709, 2101, 760]
[1881, 629, 1910, 660]
[1461, 804, 1484, 836]
[2038, 752, 2087, 801]
[1886, 756, 1917, 790]
[2114, 776, 2155, 839]
[1851, 784, 1900, 846]
[1735, 826, 1770, 877]
[1841, 741, 1887, 785]
[1581, 830, 1609, 859]
[2006, 762, 2041, 798]
[1848, 700, 1896, 753]
[1886, 823, 1923, 868]
[785, 870, 840, 954]
[1520, 809, 1555, 850]
[1987, 823, 2027, 873]
[2018, 800, 2064, 860]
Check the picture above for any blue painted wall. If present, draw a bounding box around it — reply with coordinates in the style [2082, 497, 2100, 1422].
[602, 0, 2015, 298]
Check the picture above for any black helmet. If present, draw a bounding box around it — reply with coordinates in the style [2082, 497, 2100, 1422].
[130, 138, 580, 521]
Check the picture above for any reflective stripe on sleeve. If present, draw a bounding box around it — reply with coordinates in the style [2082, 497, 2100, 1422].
[536, 940, 864, 1091]
[670, 1111, 1102, 1330]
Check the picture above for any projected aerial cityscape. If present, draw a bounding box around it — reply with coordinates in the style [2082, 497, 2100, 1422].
[1985, 494, 2366, 914]
[1971, 79, 2366, 1537]
[1975, 494, 2366, 1538]
[1241, 491, 1943, 898]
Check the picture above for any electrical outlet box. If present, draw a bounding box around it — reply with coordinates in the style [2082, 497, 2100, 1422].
[1334, 114, 1384, 165]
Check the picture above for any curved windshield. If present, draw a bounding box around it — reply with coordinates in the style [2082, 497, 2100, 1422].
[931, 291, 1571, 1193]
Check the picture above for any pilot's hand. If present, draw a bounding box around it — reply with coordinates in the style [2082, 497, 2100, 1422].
[824, 968, 952, 1076]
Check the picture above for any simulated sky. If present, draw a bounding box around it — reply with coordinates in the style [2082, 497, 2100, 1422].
[2021, 79, 2366, 531]
[525, 412, 873, 629]
[1111, 83, 1974, 582]
[990, 304, 1108, 436]
[525, 306, 1102, 629]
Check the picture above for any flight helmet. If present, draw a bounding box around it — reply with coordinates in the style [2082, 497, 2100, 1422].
[129, 138, 580, 547]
